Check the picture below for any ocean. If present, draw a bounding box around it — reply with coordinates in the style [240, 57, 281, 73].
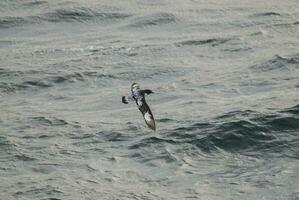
[1, 0, 299, 199]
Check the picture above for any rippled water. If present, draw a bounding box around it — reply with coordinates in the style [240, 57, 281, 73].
[1, 0, 299, 199]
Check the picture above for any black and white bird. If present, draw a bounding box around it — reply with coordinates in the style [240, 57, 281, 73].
[122, 83, 156, 130]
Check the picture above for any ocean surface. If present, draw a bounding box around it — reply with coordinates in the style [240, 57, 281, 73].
[1, 0, 299, 199]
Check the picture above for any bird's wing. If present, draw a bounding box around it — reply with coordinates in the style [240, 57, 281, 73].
[138, 101, 156, 131]
[122, 94, 134, 104]
[140, 89, 154, 95]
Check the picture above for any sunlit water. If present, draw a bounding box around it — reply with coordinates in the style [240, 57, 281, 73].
[1, 0, 299, 199]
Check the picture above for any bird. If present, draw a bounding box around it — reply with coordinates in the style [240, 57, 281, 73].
[122, 83, 156, 130]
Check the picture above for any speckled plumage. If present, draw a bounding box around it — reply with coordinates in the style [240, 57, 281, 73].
[122, 83, 155, 130]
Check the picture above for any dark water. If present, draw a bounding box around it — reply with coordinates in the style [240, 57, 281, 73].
[1, 0, 299, 199]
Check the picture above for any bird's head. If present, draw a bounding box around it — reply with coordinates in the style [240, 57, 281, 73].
[131, 82, 140, 90]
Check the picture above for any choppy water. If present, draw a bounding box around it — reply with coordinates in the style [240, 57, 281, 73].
[1, 0, 299, 199]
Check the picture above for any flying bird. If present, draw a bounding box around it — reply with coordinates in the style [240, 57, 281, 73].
[122, 83, 156, 130]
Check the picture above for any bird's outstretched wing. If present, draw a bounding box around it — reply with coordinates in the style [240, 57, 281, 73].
[122, 95, 133, 104]
[140, 89, 154, 95]
[138, 100, 156, 131]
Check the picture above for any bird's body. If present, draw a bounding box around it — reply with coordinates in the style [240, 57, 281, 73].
[122, 83, 156, 130]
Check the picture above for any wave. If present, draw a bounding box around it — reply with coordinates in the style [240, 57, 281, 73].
[14, 154, 36, 162]
[129, 136, 177, 149]
[251, 12, 281, 18]
[0, 16, 28, 29]
[41, 7, 131, 23]
[250, 54, 299, 72]
[0, 7, 131, 29]
[128, 13, 177, 28]
[129, 136, 179, 164]
[0, 135, 36, 162]
[176, 38, 233, 47]
[13, 185, 63, 199]
[130, 108, 299, 159]
[100, 131, 132, 142]
[0, 69, 116, 94]
[116, 67, 179, 80]
[30, 116, 68, 126]
[0, 135, 16, 152]
[268, 21, 299, 28]
[281, 104, 299, 115]
[21, 0, 48, 7]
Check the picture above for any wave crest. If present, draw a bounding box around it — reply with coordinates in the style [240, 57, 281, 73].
[42, 7, 131, 23]
[152, 108, 299, 157]
[250, 54, 299, 72]
[176, 38, 233, 47]
[128, 13, 177, 28]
